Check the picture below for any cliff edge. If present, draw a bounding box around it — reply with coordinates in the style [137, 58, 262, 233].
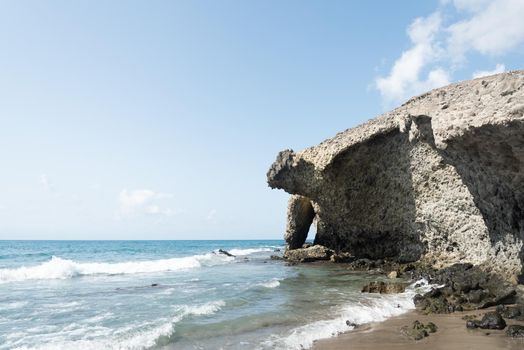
[267, 71, 524, 282]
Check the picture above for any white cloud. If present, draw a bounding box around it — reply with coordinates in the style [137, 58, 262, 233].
[376, 12, 448, 105]
[376, 0, 524, 106]
[472, 63, 506, 78]
[117, 189, 174, 218]
[206, 208, 217, 221]
[39, 174, 53, 191]
[448, 0, 524, 59]
[452, 0, 492, 12]
[145, 205, 176, 217]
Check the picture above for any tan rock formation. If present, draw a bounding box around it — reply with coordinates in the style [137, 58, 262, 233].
[268, 71, 524, 281]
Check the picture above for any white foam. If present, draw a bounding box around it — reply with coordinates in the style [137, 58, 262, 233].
[258, 279, 281, 289]
[227, 248, 273, 256]
[262, 279, 434, 350]
[0, 254, 233, 283]
[84, 312, 114, 324]
[178, 300, 226, 317]
[11, 300, 225, 350]
[0, 301, 28, 310]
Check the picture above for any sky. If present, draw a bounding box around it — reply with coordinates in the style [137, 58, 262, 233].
[0, 0, 523, 240]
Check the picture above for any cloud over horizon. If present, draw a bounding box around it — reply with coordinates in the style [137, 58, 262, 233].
[117, 189, 175, 219]
[39, 174, 54, 192]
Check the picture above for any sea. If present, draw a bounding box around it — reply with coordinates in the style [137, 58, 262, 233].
[0, 240, 431, 350]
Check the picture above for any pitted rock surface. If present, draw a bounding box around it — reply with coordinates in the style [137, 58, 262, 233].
[268, 71, 524, 281]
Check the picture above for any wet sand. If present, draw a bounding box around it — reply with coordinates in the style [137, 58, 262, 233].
[313, 308, 524, 350]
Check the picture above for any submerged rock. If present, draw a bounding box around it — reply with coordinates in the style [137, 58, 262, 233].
[267, 71, 524, 281]
[283, 245, 334, 262]
[345, 320, 358, 328]
[361, 281, 406, 294]
[217, 249, 235, 257]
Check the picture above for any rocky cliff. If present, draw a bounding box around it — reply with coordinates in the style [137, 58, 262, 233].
[267, 71, 524, 282]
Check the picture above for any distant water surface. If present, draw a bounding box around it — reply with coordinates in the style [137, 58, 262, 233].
[0, 240, 430, 349]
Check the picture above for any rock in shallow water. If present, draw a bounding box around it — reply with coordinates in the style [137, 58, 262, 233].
[283, 245, 334, 262]
[361, 281, 406, 294]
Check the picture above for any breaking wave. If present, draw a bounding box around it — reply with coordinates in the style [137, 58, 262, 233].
[12, 300, 225, 350]
[0, 253, 234, 283]
[262, 279, 434, 350]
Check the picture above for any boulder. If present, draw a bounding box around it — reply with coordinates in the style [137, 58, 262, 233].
[267, 71, 524, 281]
[361, 281, 406, 294]
[283, 245, 334, 262]
[413, 263, 517, 314]
[466, 312, 506, 330]
[401, 320, 438, 340]
[497, 304, 524, 320]
[479, 312, 507, 330]
[506, 325, 524, 337]
[388, 271, 398, 279]
[330, 252, 355, 263]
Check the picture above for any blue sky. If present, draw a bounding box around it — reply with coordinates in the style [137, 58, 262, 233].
[0, 0, 523, 240]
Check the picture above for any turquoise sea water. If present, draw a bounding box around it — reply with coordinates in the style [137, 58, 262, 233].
[0, 240, 429, 349]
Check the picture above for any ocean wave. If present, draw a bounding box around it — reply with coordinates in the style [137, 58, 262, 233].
[0, 253, 234, 283]
[0, 301, 28, 310]
[10, 300, 225, 350]
[227, 248, 273, 256]
[177, 300, 226, 317]
[258, 279, 281, 289]
[262, 279, 434, 350]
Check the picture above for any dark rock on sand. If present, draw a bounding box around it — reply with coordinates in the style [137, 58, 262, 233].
[506, 325, 524, 337]
[361, 281, 406, 294]
[401, 320, 438, 340]
[283, 245, 334, 262]
[413, 263, 517, 314]
[466, 312, 506, 330]
[497, 304, 524, 320]
[466, 319, 481, 329]
[479, 312, 507, 330]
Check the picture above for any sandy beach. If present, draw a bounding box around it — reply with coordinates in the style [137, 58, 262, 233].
[313, 308, 524, 350]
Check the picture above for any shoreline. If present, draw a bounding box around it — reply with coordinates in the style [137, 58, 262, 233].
[312, 308, 524, 350]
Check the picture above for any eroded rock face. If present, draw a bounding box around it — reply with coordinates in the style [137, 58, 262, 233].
[285, 195, 315, 249]
[267, 71, 524, 281]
